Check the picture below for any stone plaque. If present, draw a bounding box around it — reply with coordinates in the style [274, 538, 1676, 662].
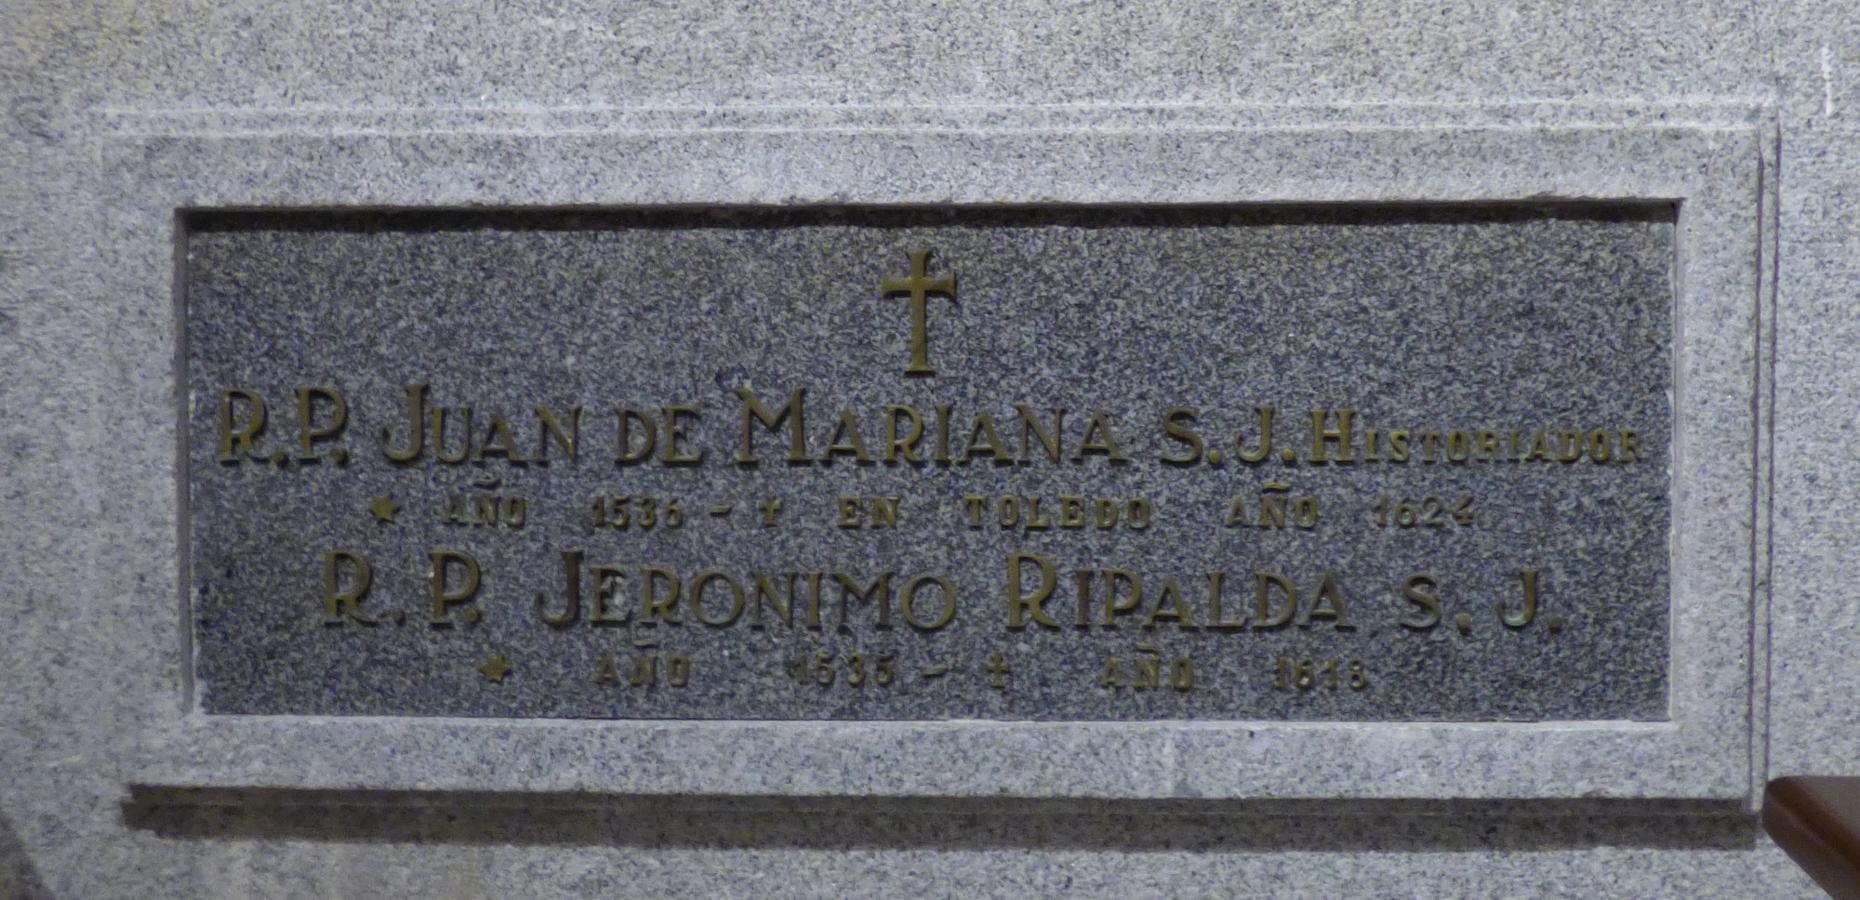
[184, 205, 1672, 721]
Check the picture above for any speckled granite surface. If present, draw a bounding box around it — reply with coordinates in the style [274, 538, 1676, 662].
[7, 0, 1846, 894]
[185, 206, 1672, 720]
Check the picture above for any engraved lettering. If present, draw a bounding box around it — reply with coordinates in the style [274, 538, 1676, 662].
[321, 550, 376, 624]
[1401, 574, 1441, 630]
[217, 388, 268, 463]
[294, 386, 348, 463]
[1006, 552, 1060, 629]
[427, 549, 482, 626]
[378, 383, 427, 463]
[735, 387, 809, 464]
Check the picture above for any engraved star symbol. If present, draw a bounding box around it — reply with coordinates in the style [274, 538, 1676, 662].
[368, 495, 400, 523]
[479, 653, 511, 683]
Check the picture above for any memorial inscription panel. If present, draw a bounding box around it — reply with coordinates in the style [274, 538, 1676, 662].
[184, 205, 1672, 721]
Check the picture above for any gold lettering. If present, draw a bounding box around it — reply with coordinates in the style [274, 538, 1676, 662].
[660, 405, 704, 465]
[1171, 658, 1195, 691]
[478, 411, 528, 462]
[961, 411, 1011, 463]
[1252, 572, 1295, 629]
[427, 549, 482, 626]
[1159, 407, 1203, 465]
[690, 570, 746, 627]
[379, 383, 427, 463]
[1308, 408, 1355, 463]
[1308, 573, 1350, 629]
[961, 495, 986, 527]
[432, 406, 473, 464]
[836, 495, 904, 529]
[901, 574, 957, 630]
[1098, 656, 1123, 687]
[1134, 653, 1160, 688]
[1095, 499, 1119, 529]
[1143, 576, 1198, 630]
[1476, 429, 1499, 461]
[535, 406, 580, 462]
[1006, 552, 1060, 629]
[1587, 429, 1613, 463]
[1501, 569, 1539, 628]
[1225, 497, 1249, 526]
[615, 407, 657, 463]
[1102, 569, 1142, 625]
[294, 386, 348, 462]
[642, 567, 682, 623]
[537, 550, 581, 627]
[734, 387, 808, 464]
[1557, 430, 1584, 463]
[1525, 430, 1551, 462]
[1024, 497, 1052, 531]
[1074, 411, 1129, 462]
[321, 550, 375, 624]
[217, 388, 268, 462]
[1206, 571, 1245, 629]
[1419, 430, 1441, 463]
[870, 496, 900, 527]
[751, 573, 794, 628]
[933, 404, 953, 463]
[1236, 405, 1275, 463]
[884, 405, 925, 462]
[824, 409, 872, 462]
[802, 572, 824, 629]
[833, 571, 894, 631]
[1017, 405, 1066, 463]
[1257, 485, 1288, 529]
[1444, 430, 1470, 462]
[1621, 429, 1642, 462]
[1401, 574, 1441, 630]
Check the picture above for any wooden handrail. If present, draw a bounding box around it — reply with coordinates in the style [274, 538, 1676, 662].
[1765, 777, 1860, 898]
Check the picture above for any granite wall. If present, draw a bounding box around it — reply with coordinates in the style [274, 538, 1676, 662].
[0, 1, 1849, 896]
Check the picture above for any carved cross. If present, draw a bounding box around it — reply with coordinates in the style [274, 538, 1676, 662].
[879, 247, 957, 375]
